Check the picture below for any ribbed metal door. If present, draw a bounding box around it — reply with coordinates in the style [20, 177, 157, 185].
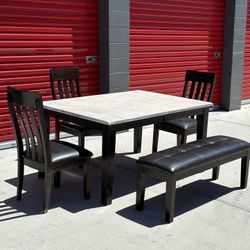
[0, 0, 99, 142]
[130, 0, 225, 105]
[243, 3, 250, 100]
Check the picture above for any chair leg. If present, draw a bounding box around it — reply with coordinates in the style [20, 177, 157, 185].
[240, 156, 249, 189]
[152, 125, 159, 153]
[177, 134, 187, 146]
[54, 171, 61, 188]
[43, 171, 53, 213]
[78, 134, 85, 168]
[165, 176, 176, 223]
[79, 134, 85, 148]
[177, 135, 182, 146]
[181, 134, 187, 145]
[136, 167, 146, 211]
[55, 130, 60, 142]
[212, 166, 220, 180]
[83, 158, 91, 199]
[55, 120, 60, 142]
[17, 158, 24, 201]
[38, 171, 45, 179]
[134, 127, 143, 153]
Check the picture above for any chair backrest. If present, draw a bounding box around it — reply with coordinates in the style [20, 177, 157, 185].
[7, 87, 50, 164]
[50, 67, 81, 100]
[182, 70, 215, 102]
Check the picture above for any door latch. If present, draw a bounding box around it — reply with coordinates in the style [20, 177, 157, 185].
[86, 56, 98, 63]
[215, 51, 222, 59]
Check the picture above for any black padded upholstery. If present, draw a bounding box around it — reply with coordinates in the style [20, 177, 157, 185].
[138, 136, 250, 173]
[136, 135, 250, 223]
[50, 141, 93, 168]
[152, 70, 216, 151]
[7, 87, 93, 213]
[165, 117, 197, 131]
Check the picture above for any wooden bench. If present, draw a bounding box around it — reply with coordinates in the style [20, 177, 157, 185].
[136, 136, 250, 223]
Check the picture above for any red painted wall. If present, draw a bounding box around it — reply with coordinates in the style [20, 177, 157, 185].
[130, 0, 225, 105]
[0, 0, 99, 142]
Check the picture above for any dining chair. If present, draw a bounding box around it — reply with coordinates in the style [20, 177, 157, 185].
[7, 87, 93, 213]
[50, 67, 100, 148]
[152, 70, 216, 152]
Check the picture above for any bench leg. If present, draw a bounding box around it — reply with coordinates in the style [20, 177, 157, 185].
[212, 166, 220, 180]
[136, 167, 146, 210]
[241, 156, 249, 189]
[165, 176, 176, 223]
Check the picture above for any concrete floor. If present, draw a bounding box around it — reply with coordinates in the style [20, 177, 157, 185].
[0, 105, 250, 250]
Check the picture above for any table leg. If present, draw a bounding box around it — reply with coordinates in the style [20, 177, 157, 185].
[101, 128, 116, 205]
[196, 108, 209, 140]
[134, 127, 142, 153]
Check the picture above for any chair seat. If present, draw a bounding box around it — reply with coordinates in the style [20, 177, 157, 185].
[165, 117, 197, 131]
[58, 120, 100, 136]
[50, 141, 93, 168]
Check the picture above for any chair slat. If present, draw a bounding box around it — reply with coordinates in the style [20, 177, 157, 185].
[207, 83, 214, 102]
[30, 109, 44, 163]
[50, 67, 81, 100]
[57, 80, 64, 99]
[16, 106, 31, 159]
[63, 80, 70, 98]
[194, 81, 202, 100]
[200, 82, 208, 100]
[22, 107, 36, 161]
[183, 70, 215, 102]
[188, 81, 196, 99]
[69, 80, 76, 97]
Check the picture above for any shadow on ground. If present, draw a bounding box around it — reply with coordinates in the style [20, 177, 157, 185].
[1, 153, 238, 226]
[0, 154, 159, 222]
[117, 180, 239, 227]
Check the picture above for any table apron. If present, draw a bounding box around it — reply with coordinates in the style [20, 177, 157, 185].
[45, 107, 210, 133]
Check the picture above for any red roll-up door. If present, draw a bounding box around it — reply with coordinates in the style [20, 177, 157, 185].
[0, 0, 99, 142]
[130, 0, 225, 105]
[243, 3, 250, 100]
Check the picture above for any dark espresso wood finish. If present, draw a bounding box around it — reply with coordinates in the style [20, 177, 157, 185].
[136, 136, 250, 223]
[7, 87, 93, 213]
[152, 70, 215, 152]
[50, 67, 100, 148]
[44, 91, 212, 206]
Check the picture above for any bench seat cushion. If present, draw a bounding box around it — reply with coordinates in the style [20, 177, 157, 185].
[138, 136, 250, 174]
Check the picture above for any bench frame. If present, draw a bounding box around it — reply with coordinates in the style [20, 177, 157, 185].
[136, 149, 249, 223]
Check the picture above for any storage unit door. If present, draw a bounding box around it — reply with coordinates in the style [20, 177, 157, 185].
[0, 0, 99, 142]
[243, 3, 250, 100]
[130, 0, 225, 105]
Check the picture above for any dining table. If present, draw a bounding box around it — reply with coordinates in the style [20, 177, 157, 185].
[43, 90, 213, 206]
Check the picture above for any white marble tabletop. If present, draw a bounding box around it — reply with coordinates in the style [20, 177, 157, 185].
[43, 90, 213, 125]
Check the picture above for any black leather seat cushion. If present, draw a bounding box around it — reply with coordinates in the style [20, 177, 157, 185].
[50, 141, 93, 168]
[138, 136, 250, 174]
[165, 117, 197, 130]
